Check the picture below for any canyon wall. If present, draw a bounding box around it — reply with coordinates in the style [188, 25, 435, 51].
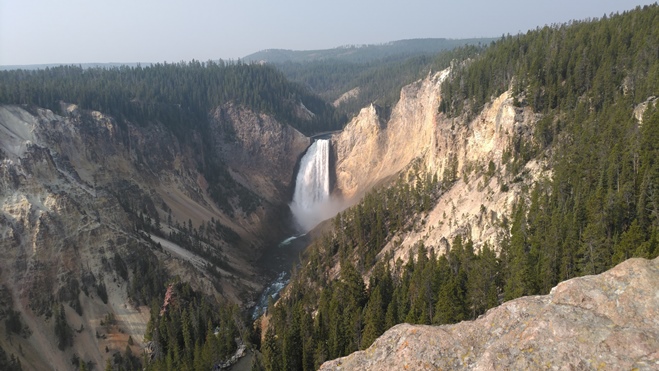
[0, 102, 308, 369]
[210, 102, 310, 203]
[330, 69, 545, 261]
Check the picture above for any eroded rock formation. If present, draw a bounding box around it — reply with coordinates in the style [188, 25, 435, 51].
[0, 102, 308, 369]
[330, 69, 544, 263]
[210, 103, 310, 203]
[321, 256, 659, 370]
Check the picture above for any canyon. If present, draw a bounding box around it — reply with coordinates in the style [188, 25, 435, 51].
[1, 50, 657, 370]
[0, 70, 588, 369]
[328, 69, 543, 265]
[0, 100, 309, 369]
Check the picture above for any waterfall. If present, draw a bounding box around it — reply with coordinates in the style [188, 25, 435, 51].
[252, 140, 331, 319]
[290, 139, 331, 231]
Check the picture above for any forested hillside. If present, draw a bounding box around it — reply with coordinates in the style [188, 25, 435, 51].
[0, 62, 344, 217]
[274, 46, 481, 118]
[0, 61, 346, 370]
[246, 39, 496, 121]
[260, 5, 659, 370]
[3, 5, 658, 370]
[440, 3, 659, 289]
[0, 61, 344, 137]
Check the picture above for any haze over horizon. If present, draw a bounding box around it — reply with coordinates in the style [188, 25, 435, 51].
[1, 0, 656, 66]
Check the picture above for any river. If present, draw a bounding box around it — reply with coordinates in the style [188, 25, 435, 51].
[251, 138, 330, 320]
[250, 233, 310, 320]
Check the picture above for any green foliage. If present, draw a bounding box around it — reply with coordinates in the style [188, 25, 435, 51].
[262, 7, 659, 369]
[56, 276, 83, 316]
[4, 310, 25, 335]
[442, 153, 459, 184]
[0, 61, 344, 136]
[78, 359, 86, 371]
[263, 234, 504, 370]
[441, 5, 659, 119]
[96, 281, 108, 304]
[0, 61, 346, 217]
[262, 327, 282, 371]
[112, 252, 129, 281]
[126, 248, 169, 307]
[322, 166, 440, 272]
[274, 45, 483, 118]
[440, 5, 659, 288]
[144, 282, 242, 370]
[105, 347, 141, 371]
[259, 163, 491, 370]
[3, 7, 657, 370]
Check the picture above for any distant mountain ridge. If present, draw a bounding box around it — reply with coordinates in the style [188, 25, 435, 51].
[243, 38, 495, 64]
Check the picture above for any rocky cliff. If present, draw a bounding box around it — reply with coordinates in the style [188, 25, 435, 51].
[0, 103, 308, 369]
[320, 256, 659, 370]
[210, 102, 310, 203]
[331, 70, 447, 201]
[330, 69, 543, 261]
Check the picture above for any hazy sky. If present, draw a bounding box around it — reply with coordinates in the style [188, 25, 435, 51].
[0, 0, 655, 65]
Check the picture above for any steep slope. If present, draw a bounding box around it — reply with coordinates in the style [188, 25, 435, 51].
[331, 69, 542, 260]
[259, 69, 545, 370]
[0, 101, 309, 369]
[331, 69, 448, 201]
[320, 256, 659, 370]
[259, 6, 659, 370]
[210, 102, 310, 203]
[380, 89, 545, 263]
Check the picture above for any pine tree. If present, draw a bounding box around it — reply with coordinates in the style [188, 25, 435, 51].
[467, 244, 500, 318]
[282, 304, 302, 371]
[361, 289, 384, 349]
[612, 219, 645, 265]
[54, 303, 73, 350]
[503, 203, 535, 300]
[201, 323, 217, 369]
[262, 327, 282, 371]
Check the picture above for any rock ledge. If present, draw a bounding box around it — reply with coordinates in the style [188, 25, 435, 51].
[320, 257, 659, 370]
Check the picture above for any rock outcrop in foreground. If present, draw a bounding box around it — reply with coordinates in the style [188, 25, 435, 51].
[321, 257, 659, 370]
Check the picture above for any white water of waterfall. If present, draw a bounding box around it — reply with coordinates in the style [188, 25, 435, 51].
[290, 139, 331, 231]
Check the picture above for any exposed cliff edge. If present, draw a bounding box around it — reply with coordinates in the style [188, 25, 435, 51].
[331, 70, 447, 201]
[330, 68, 543, 261]
[320, 256, 659, 370]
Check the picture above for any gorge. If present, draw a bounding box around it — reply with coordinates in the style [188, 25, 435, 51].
[252, 138, 337, 320]
[1, 6, 658, 370]
[257, 6, 659, 370]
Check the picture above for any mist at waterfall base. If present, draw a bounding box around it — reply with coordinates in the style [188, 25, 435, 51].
[251, 140, 345, 320]
[290, 139, 344, 232]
